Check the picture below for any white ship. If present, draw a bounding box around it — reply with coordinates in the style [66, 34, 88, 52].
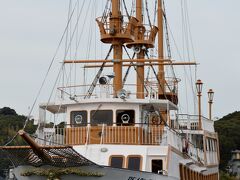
[1, 0, 219, 179]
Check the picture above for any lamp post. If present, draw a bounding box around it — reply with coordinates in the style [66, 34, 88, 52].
[208, 89, 214, 120]
[196, 79, 203, 130]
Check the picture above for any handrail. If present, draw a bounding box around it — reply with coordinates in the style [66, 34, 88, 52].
[42, 124, 165, 146]
[177, 114, 214, 132]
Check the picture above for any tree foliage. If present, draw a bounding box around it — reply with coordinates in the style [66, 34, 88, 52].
[0, 107, 37, 178]
[214, 111, 240, 171]
[0, 107, 17, 116]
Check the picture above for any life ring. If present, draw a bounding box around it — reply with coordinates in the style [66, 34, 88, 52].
[121, 114, 130, 124]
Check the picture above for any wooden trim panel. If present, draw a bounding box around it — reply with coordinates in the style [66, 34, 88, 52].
[65, 126, 164, 145]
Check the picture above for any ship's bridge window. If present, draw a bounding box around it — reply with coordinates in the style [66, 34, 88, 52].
[109, 155, 124, 168]
[127, 155, 142, 171]
[116, 110, 135, 126]
[90, 110, 113, 126]
[70, 111, 87, 126]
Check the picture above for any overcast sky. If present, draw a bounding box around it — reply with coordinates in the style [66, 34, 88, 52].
[0, 0, 239, 119]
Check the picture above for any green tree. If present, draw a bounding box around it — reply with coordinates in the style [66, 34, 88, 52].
[214, 111, 240, 171]
[0, 107, 37, 177]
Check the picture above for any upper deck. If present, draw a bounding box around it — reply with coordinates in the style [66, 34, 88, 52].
[40, 98, 178, 114]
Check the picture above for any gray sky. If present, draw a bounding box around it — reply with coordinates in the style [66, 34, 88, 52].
[0, 0, 239, 119]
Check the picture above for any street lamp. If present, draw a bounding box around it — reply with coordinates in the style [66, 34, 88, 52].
[208, 89, 214, 120]
[196, 79, 203, 130]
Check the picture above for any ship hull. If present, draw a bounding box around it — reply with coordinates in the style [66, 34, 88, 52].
[12, 165, 177, 180]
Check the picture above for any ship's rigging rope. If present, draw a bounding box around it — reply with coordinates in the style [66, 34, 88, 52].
[122, 53, 136, 85]
[162, 0, 171, 59]
[102, 0, 111, 22]
[70, 0, 94, 96]
[130, 0, 135, 16]
[159, 0, 197, 116]
[153, 0, 157, 25]
[122, 0, 130, 20]
[162, 0, 179, 99]
[122, 46, 149, 94]
[180, 0, 197, 115]
[86, 1, 95, 60]
[34, 0, 98, 137]
[145, 0, 152, 28]
[145, 52, 168, 100]
[1, 0, 82, 147]
[147, 0, 157, 82]
[26, 1, 84, 129]
[45, 0, 91, 104]
[37, 0, 96, 142]
[60, 0, 93, 100]
[84, 46, 113, 99]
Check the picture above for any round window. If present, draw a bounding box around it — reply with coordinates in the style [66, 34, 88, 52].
[121, 114, 130, 123]
[75, 114, 83, 124]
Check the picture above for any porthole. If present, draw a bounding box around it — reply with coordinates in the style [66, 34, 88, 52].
[70, 111, 87, 126]
[75, 114, 83, 124]
[121, 114, 130, 123]
[116, 110, 135, 126]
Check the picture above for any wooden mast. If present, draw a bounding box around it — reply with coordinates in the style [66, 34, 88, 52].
[97, 0, 137, 97]
[111, 0, 123, 95]
[157, 0, 168, 126]
[136, 0, 145, 99]
[158, 0, 165, 98]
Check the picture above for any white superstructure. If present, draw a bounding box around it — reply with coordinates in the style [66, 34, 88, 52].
[33, 0, 220, 179]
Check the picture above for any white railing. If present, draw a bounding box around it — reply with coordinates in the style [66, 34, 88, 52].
[188, 142, 204, 163]
[145, 77, 179, 94]
[58, 84, 159, 100]
[167, 129, 183, 152]
[201, 116, 215, 132]
[57, 76, 179, 101]
[167, 129, 205, 164]
[96, 15, 133, 35]
[206, 151, 218, 165]
[42, 128, 65, 145]
[177, 114, 214, 132]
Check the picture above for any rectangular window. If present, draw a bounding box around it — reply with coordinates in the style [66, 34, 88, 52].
[213, 140, 216, 151]
[210, 139, 212, 151]
[90, 110, 113, 126]
[152, 159, 163, 174]
[109, 156, 124, 168]
[70, 111, 87, 126]
[127, 155, 142, 171]
[116, 110, 135, 126]
[206, 139, 209, 151]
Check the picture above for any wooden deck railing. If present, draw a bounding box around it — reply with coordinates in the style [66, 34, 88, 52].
[45, 125, 164, 146]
